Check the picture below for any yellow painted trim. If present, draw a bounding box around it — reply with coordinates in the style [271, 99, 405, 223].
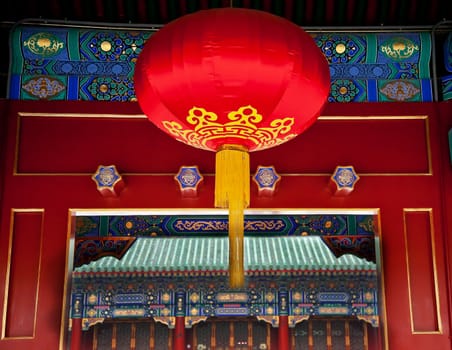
[374, 209, 389, 349]
[69, 207, 380, 216]
[403, 208, 442, 334]
[59, 210, 77, 349]
[1, 209, 44, 340]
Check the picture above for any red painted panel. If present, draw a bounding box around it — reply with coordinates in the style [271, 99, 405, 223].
[0, 100, 451, 350]
[404, 209, 439, 332]
[16, 115, 196, 174]
[16, 115, 430, 175]
[4, 210, 43, 338]
[253, 116, 430, 174]
[439, 107, 452, 346]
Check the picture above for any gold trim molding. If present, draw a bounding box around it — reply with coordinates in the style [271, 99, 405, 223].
[403, 208, 442, 335]
[1, 208, 44, 340]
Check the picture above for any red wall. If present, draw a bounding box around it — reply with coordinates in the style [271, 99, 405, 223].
[0, 99, 451, 349]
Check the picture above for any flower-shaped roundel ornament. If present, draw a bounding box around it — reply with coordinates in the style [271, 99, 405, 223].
[134, 8, 330, 288]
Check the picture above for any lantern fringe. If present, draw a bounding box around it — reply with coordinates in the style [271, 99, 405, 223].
[228, 198, 245, 288]
[215, 145, 250, 289]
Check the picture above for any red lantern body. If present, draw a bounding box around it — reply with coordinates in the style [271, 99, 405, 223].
[134, 8, 330, 152]
[134, 8, 330, 288]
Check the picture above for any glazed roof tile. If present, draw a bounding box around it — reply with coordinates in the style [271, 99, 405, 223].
[74, 236, 376, 274]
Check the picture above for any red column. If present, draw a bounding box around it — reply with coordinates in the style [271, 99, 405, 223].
[70, 318, 82, 350]
[278, 315, 289, 349]
[174, 316, 186, 350]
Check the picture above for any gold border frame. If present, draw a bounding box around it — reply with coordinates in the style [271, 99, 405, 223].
[13, 113, 432, 177]
[1, 208, 44, 340]
[60, 207, 389, 350]
[402, 208, 442, 335]
[59, 210, 77, 349]
[375, 210, 389, 350]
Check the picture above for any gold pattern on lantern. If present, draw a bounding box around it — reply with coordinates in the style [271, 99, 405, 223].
[162, 105, 297, 151]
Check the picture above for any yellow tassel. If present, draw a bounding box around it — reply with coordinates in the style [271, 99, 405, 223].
[228, 199, 245, 288]
[215, 144, 250, 288]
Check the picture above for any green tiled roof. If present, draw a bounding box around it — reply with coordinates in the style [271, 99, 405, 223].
[74, 236, 376, 275]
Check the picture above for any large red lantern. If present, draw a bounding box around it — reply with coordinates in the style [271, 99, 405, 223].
[134, 8, 330, 288]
